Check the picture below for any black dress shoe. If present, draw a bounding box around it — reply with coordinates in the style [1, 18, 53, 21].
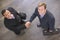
[14, 31, 20, 35]
[50, 28, 60, 35]
[37, 24, 42, 27]
[43, 28, 60, 36]
[20, 30, 25, 35]
[43, 30, 50, 35]
[15, 30, 25, 35]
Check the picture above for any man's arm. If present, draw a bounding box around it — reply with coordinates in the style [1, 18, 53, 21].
[29, 8, 38, 22]
[17, 12, 27, 20]
[7, 7, 18, 15]
[25, 8, 38, 28]
[8, 7, 27, 20]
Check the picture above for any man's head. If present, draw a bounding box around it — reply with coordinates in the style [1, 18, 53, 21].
[1, 9, 11, 19]
[38, 2, 47, 15]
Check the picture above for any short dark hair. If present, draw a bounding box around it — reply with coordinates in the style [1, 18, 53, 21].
[1, 9, 6, 15]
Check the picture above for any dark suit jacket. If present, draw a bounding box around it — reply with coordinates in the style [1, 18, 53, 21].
[29, 8, 55, 30]
[4, 7, 26, 30]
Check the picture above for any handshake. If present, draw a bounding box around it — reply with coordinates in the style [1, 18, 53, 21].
[25, 21, 31, 28]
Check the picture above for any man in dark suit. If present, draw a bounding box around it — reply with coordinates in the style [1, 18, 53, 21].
[1, 7, 28, 35]
[25, 2, 58, 35]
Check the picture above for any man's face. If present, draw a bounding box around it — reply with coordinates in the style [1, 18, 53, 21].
[38, 6, 46, 15]
[3, 10, 11, 19]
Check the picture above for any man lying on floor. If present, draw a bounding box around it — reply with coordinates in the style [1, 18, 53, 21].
[1, 7, 29, 35]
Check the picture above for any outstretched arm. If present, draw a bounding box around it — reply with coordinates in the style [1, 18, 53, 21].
[25, 8, 38, 28]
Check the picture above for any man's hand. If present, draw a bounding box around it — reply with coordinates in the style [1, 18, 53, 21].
[25, 21, 31, 28]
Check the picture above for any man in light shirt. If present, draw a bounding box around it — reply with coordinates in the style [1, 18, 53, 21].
[25, 2, 59, 35]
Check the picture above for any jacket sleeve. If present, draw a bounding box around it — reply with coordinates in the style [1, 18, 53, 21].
[8, 7, 26, 20]
[17, 12, 27, 20]
[7, 7, 18, 15]
[29, 8, 38, 22]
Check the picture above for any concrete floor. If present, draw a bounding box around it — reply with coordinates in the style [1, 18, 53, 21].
[0, 0, 60, 40]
